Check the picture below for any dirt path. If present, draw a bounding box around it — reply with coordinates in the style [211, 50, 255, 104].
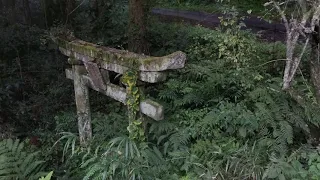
[152, 8, 286, 42]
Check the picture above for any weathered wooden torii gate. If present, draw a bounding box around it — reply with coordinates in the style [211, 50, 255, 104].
[53, 36, 186, 145]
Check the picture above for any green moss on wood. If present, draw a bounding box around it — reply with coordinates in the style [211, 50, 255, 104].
[53, 36, 186, 71]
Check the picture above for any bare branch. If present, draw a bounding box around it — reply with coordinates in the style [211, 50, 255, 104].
[267, 1, 290, 32]
[299, 37, 310, 61]
[289, 38, 310, 80]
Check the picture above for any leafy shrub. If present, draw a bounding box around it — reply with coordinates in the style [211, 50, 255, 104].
[91, 112, 128, 142]
[74, 0, 129, 48]
[0, 19, 73, 133]
[147, 14, 320, 179]
[189, 139, 266, 179]
[81, 136, 167, 180]
[264, 146, 320, 179]
[0, 139, 47, 180]
[39, 171, 53, 180]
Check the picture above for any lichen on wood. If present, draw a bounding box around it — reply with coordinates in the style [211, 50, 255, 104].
[62, 47, 169, 83]
[73, 65, 92, 146]
[53, 36, 186, 72]
[65, 68, 164, 120]
[57, 34, 186, 144]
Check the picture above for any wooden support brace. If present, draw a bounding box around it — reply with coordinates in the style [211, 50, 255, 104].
[84, 61, 107, 90]
[66, 69, 164, 120]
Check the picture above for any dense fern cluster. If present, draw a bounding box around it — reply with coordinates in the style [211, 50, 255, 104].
[81, 136, 168, 180]
[146, 19, 320, 179]
[55, 19, 320, 179]
[54, 19, 320, 179]
[0, 139, 47, 180]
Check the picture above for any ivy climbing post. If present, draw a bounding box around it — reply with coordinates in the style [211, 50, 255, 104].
[122, 70, 145, 142]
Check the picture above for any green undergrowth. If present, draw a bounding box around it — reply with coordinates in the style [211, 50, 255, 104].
[40, 19, 320, 179]
[2, 4, 320, 179]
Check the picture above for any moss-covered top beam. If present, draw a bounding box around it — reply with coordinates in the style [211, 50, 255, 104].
[53, 36, 186, 72]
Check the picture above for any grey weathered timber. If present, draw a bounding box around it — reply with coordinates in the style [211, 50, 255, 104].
[62, 47, 168, 83]
[54, 35, 186, 144]
[73, 65, 92, 146]
[54, 37, 186, 72]
[83, 61, 107, 90]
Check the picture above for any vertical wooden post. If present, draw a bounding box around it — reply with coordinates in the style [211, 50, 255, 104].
[73, 65, 92, 146]
[4, 0, 16, 24]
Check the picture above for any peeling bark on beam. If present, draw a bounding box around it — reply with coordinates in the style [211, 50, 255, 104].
[66, 69, 164, 120]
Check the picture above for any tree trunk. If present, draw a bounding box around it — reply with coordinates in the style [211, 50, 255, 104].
[128, 0, 149, 54]
[65, 0, 75, 24]
[310, 24, 320, 103]
[0, 0, 3, 11]
[309, 23, 320, 145]
[3, 0, 16, 24]
[90, 0, 99, 17]
[22, 0, 32, 25]
[42, 0, 59, 27]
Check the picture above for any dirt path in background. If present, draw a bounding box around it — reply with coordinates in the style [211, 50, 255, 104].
[152, 8, 286, 42]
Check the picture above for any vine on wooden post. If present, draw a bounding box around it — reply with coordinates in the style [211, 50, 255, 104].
[122, 70, 145, 142]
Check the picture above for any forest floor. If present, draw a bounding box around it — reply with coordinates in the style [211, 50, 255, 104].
[152, 8, 286, 42]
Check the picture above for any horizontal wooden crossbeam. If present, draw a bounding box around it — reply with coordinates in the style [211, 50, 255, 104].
[61, 48, 168, 83]
[53, 36, 186, 72]
[66, 68, 164, 121]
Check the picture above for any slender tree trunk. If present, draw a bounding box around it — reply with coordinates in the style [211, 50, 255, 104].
[308, 23, 320, 145]
[42, 0, 58, 27]
[90, 0, 99, 17]
[23, 0, 32, 25]
[310, 24, 320, 103]
[128, 0, 149, 54]
[65, 0, 75, 25]
[4, 0, 16, 24]
[0, 0, 3, 11]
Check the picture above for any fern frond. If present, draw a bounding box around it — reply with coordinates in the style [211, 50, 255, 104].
[169, 130, 191, 151]
[0, 139, 46, 180]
